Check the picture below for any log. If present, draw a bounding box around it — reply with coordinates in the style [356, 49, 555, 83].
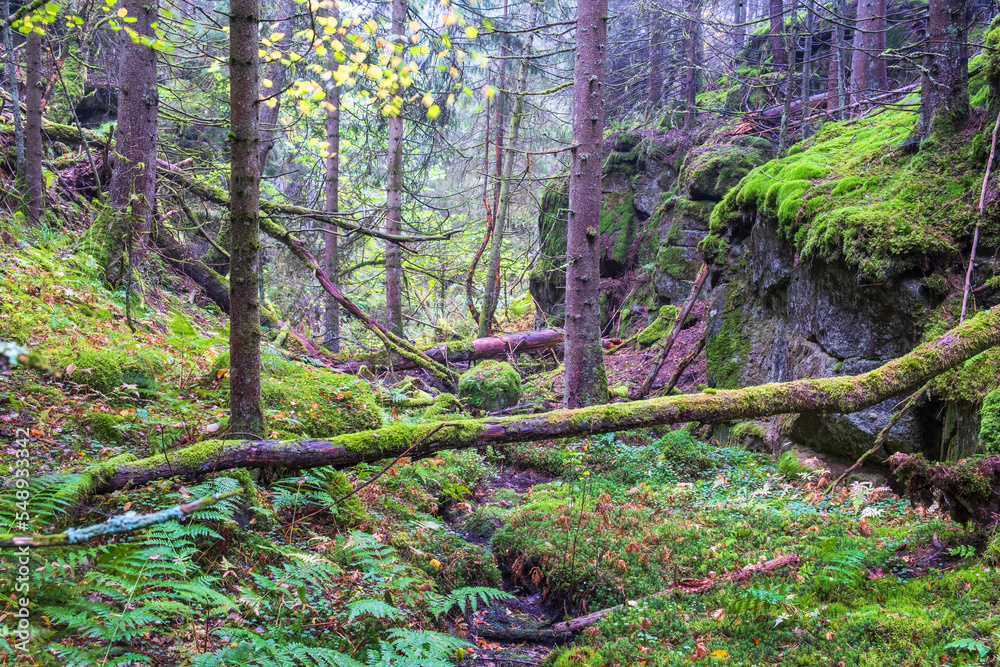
[336, 328, 568, 372]
[70, 304, 1000, 495]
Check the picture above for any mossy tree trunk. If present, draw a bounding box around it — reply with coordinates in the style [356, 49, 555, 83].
[24, 28, 43, 223]
[384, 0, 407, 337]
[768, 0, 786, 71]
[107, 0, 158, 285]
[564, 0, 609, 408]
[918, 0, 969, 138]
[75, 305, 1000, 495]
[229, 0, 265, 438]
[478, 1, 539, 339]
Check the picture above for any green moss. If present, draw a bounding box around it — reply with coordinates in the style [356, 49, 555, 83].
[422, 392, 464, 419]
[683, 142, 774, 201]
[636, 306, 677, 347]
[600, 188, 636, 264]
[262, 370, 382, 438]
[979, 388, 1000, 454]
[705, 285, 751, 389]
[74, 349, 124, 394]
[327, 469, 367, 526]
[731, 420, 765, 441]
[79, 206, 127, 282]
[458, 361, 522, 412]
[708, 110, 986, 279]
[82, 412, 122, 443]
[656, 245, 697, 281]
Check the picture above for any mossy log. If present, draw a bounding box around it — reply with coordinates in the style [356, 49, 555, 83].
[336, 328, 568, 372]
[888, 452, 1000, 527]
[72, 305, 1000, 494]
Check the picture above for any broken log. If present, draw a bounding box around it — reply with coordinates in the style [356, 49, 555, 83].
[336, 328, 569, 372]
[67, 304, 1000, 495]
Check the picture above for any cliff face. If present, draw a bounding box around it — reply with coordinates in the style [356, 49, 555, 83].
[533, 108, 1000, 462]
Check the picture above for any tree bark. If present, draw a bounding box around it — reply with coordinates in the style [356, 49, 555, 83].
[78, 303, 1000, 495]
[778, 1, 797, 149]
[107, 0, 158, 284]
[258, 0, 297, 171]
[24, 28, 42, 223]
[799, 5, 813, 139]
[564, 0, 609, 408]
[769, 0, 785, 70]
[323, 9, 341, 352]
[918, 0, 969, 137]
[229, 0, 265, 438]
[384, 0, 407, 337]
[150, 217, 232, 315]
[648, 2, 664, 110]
[336, 328, 570, 373]
[478, 2, 539, 339]
[683, 0, 700, 129]
[850, 0, 887, 106]
[1, 0, 24, 186]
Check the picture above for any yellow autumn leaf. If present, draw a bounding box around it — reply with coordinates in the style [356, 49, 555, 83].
[710, 650, 729, 659]
[421, 92, 434, 108]
[465, 25, 478, 39]
[429, 559, 442, 570]
[261, 77, 273, 88]
[449, 66, 458, 78]
[443, 10, 457, 26]
[117, 7, 127, 17]
[426, 104, 441, 119]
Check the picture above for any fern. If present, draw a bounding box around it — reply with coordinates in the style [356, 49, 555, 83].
[424, 586, 514, 619]
[347, 599, 403, 622]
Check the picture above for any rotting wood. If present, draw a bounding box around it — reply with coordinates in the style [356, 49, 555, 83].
[62, 304, 1000, 495]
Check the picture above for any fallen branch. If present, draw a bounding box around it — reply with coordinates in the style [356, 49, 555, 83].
[0, 489, 243, 548]
[63, 304, 1000, 495]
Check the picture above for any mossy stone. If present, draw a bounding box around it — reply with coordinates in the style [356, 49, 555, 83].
[326, 469, 367, 526]
[82, 412, 122, 443]
[636, 305, 677, 347]
[74, 349, 123, 394]
[458, 361, 522, 412]
[262, 370, 382, 437]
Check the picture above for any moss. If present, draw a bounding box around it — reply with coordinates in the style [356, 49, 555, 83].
[705, 285, 751, 389]
[979, 388, 1000, 454]
[79, 206, 128, 283]
[82, 412, 122, 444]
[262, 370, 382, 438]
[74, 349, 124, 394]
[551, 648, 605, 667]
[683, 142, 774, 201]
[458, 361, 522, 412]
[636, 305, 677, 347]
[656, 245, 697, 281]
[731, 420, 765, 441]
[708, 109, 986, 280]
[600, 188, 637, 265]
[422, 392, 464, 420]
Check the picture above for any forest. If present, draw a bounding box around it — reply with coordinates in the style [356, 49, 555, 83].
[2, 0, 1000, 663]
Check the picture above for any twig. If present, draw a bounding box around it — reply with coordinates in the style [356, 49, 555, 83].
[658, 331, 706, 396]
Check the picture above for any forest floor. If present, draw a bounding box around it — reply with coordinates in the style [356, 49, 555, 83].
[2, 241, 999, 667]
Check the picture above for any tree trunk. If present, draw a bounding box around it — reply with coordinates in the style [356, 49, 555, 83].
[850, 0, 873, 106]
[478, 2, 539, 339]
[778, 2, 797, 149]
[336, 328, 570, 373]
[564, 0, 609, 408]
[229, 0, 265, 438]
[78, 304, 1000, 495]
[1, 0, 24, 185]
[769, 0, 785, 70]
[799, 5, 813, 139]
[107, 0, 158, 284]
[648, 3, 664, 110]
[24, 29, 42, 223]
[836, 0, 847, 119]
[734, 0, 746, 53]
[918, 0, 969, 137]
[257, 0, 297, 172]
[870, 0, 887, 92]
[323, 11, 341, 353]
[683, 0, 700, 129]
[384, 0, 407, 337]
[150, 217, 232, 315]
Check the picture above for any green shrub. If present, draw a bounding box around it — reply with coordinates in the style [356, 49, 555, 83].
[777, 451, 810, 478]
[458, 361, 522, 412]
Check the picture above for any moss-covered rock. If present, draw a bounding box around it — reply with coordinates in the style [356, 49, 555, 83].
[458, 361, 522, 412]
[980, 388, 1000, 454]
[636, 305, 677, 347]
[82, 412, 122, 443]
[74, 349, 124, 394]
[683, 142, 773, 201]
[262, 370, 382, 437]
[326, 469, 367, 526]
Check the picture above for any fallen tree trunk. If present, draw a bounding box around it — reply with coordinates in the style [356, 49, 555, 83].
[336, 328, 568, 372]
[71, 305, 1000, 494]
[889, 452, 1000, 528]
